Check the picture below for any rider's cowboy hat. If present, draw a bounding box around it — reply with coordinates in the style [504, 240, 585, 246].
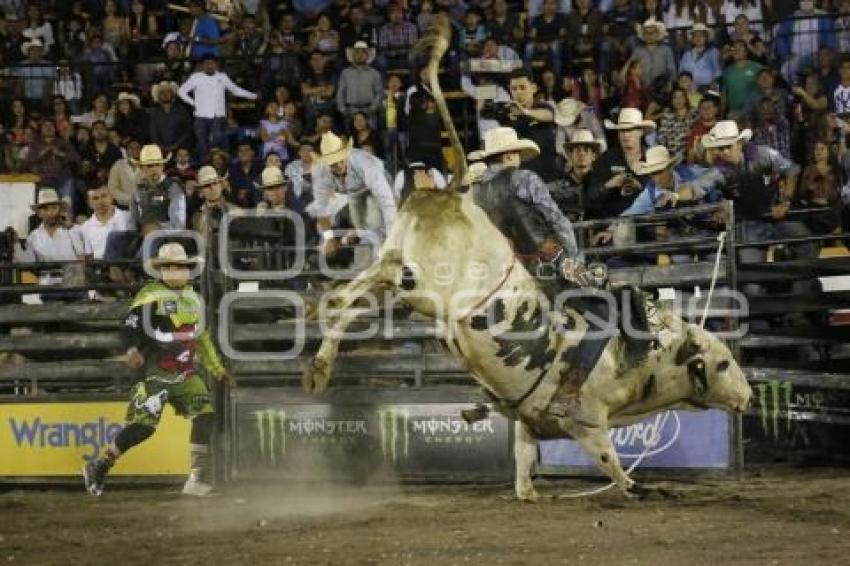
[634, 145, 682, 176]
[151, 80, 179, 102]
[688, 23, 713, 40]
[196, 165, 225, 187]
[133, 144, 172, 166]
[30, 187, 66, 211]
[257, 166, 288, 189]
[345, 41, 376, 65]
[604, 107, 656, 131]
[116, 92, 141, 107]
[701, 120, 752, 148]
[563, 128, 603, 151]
[317, 132, 353, 166]
[21, 38, 44, 57]
[553, 98, 587, 127]
[146, 242, 202, 270]
[467, 127, 540, 162]
[637, 18, 667, 41]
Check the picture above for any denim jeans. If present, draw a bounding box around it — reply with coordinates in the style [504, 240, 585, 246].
[193, 117, 228, 161]
[736, 220, 816, 264]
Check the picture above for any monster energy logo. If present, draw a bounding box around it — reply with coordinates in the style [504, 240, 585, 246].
[378, 408, 410, 464]
[254, 409, 287, 464]
[756, 381, 792, 440]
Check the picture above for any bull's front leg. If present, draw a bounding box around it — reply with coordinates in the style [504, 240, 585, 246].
[514, 421, 539, 502]
[303, 252, 403, 393]
[572, 426, 635, 494]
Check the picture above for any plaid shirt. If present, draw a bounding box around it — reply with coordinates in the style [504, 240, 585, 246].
[752, 116, 792, 160]
[378, 22, 418, 50]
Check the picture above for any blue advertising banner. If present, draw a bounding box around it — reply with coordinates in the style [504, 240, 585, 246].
[539, 409, 731, 470]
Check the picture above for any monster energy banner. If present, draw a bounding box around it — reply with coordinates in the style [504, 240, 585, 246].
[234, 395, 512, 481]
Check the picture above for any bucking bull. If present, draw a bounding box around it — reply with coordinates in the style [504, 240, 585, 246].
[302, 19, 752, 500]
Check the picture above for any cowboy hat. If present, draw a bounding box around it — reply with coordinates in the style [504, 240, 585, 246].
[563, 129, 603, 151]
[21, 38, 43, 57]
[604, 107, 656, 131]
[467, 127, 540, 162]
[635, 145, 682, 176]
[688, 23, 713, 40]
[134, 144, 171, 166]
[116, 92, 141, 107]
[196, 165, 224, 187]
[151, 81, 179, 102]
[701, 120, 752, 148]
[257, 166, 288, 190]
[553, 98, 587, 127]
[345, 41, 376, 65]
[146, 242, 202, 270]
[637, 18, 667, 41]
[31, 187, 66, 211]
[318, 132, 353, 166]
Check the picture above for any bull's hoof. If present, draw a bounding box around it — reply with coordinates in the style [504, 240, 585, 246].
[515, 488, 540, 503]
[626, 482, 679, 501]
[302, 357, 331, 393]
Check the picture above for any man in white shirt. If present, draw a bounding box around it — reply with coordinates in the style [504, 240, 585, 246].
[78, 185, 135, 259]
[177, 54, 258, 160]
[308, 132, 397, 257]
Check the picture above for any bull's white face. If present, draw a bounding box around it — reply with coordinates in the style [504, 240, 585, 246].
[676, 325, 751, 413]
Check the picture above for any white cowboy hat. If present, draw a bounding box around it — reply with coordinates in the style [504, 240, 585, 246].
[196, 165, 224, 187]
[563, 128, 603, 151]
[116, 92, 141, 107]
[134, 144, 172, 166]
[553, 98, 587, 127]
[688, 23, 713, 40]
[467, 127, 540, 162]
[604, 107, 656, 131]
[317, 132, 353, 166]
[701, 120, 753, 148]
[345, 41, 376, 65]
[635, 145, 682, 176]
[146, 242, 202, 269]
[637, 18, 667, 41]
[21, 38, 44, 57]
[257, 166, 288, 190]
[31, 187, 66, 211]
[151, 81, 179, 102]
[462, 162, 488, 186]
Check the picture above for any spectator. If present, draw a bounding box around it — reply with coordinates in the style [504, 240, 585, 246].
[487, 0, 523, 49]
[816, 47, 839, 97]
[193, 165, 239, 237]
[22, 4, 54, 56]
[167, 147, 198, 189]
[637, 0, 664, 22]
[677, 71, 702, 109]
[14, 38, 56, 110]
[78, 184, 135, 259]
[551, 129, 601, 220]
[309, 131, 397, 253]
[726, 14, 767, 65]
[300, 112, 335, 148]
[3, 98, 32, 149]
[307, 14, 340, 63]
[259, 100, 291, 160]
[553, 98, 606, 160]
[101, 0, 130, 57]
[603, 0, 637, 76]
[630, 19, 676, 89]
[284, 143, 318, 214]
[586, 108, 654, 218]
[256, 165, 291, 212]
[2, 13, 26, 65]
[178, 53, 259, 161]
[716, 1, 765, 34]
[722, 39, 763, 118]
[53, 60, 84, 115]
[74, 94, 115, 130]
[114, 92, 148, 145]
[381, 73, 407, 174]
[79, 32, 119, 98]
[774, 0, 836, 84]
[23, 119, 80, 217]
[664, 1, 707, 51]
[745, 68, 789, 120]
[270, 12, 304, 88]
[525, 0, 567, 75]
[157, 37, 192, 84]
[301, 51, 338, 128]
[108, 138, 142, 207]
[188, 0, 222, 60]
[751, 97, 792, 160]
[148, 81, 193, 156]
[657, 87, 697, 158]
[351, 111, 383, 157]
[337, 41, 382, 129]
[459, 8, 487, 60]
[340, 5, 376, 50]
[16, 188, 83, 273]
[80, 120, 123, 187]
[797, 138, 842, 235]
[618, 58, 649, 112]
[687, 95, 720, 163]
[128, 0, 159, 61]
[564, 0, 604, 74]
[679, 23, 722, 91]
[837, 0, 850, 54]
[59, 16, 87, 61]
[130, 144, 186, 231]
[791, 72, 830, 165]
[50, 96, 74, 141]
[831, 54, 850, 114]
[229, 140, 262, 207]
[377, 5, 418, 71]
[261, 31, 296, 95]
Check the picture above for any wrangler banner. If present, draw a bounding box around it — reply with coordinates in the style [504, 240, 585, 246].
[0, 402, 190, 476]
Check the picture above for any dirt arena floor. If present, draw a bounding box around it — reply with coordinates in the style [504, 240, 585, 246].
[1, 466, 849, 566]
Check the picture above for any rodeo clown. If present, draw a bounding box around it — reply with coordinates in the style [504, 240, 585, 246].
[83, 242, 233, 497]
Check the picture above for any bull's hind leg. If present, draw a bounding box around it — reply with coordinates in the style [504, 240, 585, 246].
[572, 427, 635, 494]
[514, 421, 540, 502]
[303, 251, 403, 393]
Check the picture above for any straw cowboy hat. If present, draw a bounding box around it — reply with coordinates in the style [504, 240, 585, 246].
[21, 38, 43, 57]
[31, 187, 66, 211]
[467, 127, 540, 162]
[604, 107, 656, 131]
[688, 23, 713, 40]
[553, 98, 587, 127]
[196, 165, 225, 187]
[116, 92, 141, 107]
[318, 132, 353, 166]
[701, 120, 753, 148]
[637, 18, 667, 41]
[257, 166, 288, 190]
[151, 81, 179, 102]
[345, 40, 376, 65]
[563, 128, 603, 151]
[134, 144, 171, 166]
[146, 242, 202, 270]
[635, 145, 682, 176]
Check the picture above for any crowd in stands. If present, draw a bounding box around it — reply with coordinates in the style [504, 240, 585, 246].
[2, 0, 850, 286]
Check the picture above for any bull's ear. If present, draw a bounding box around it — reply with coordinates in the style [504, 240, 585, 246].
[675, 327, 703, 365]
